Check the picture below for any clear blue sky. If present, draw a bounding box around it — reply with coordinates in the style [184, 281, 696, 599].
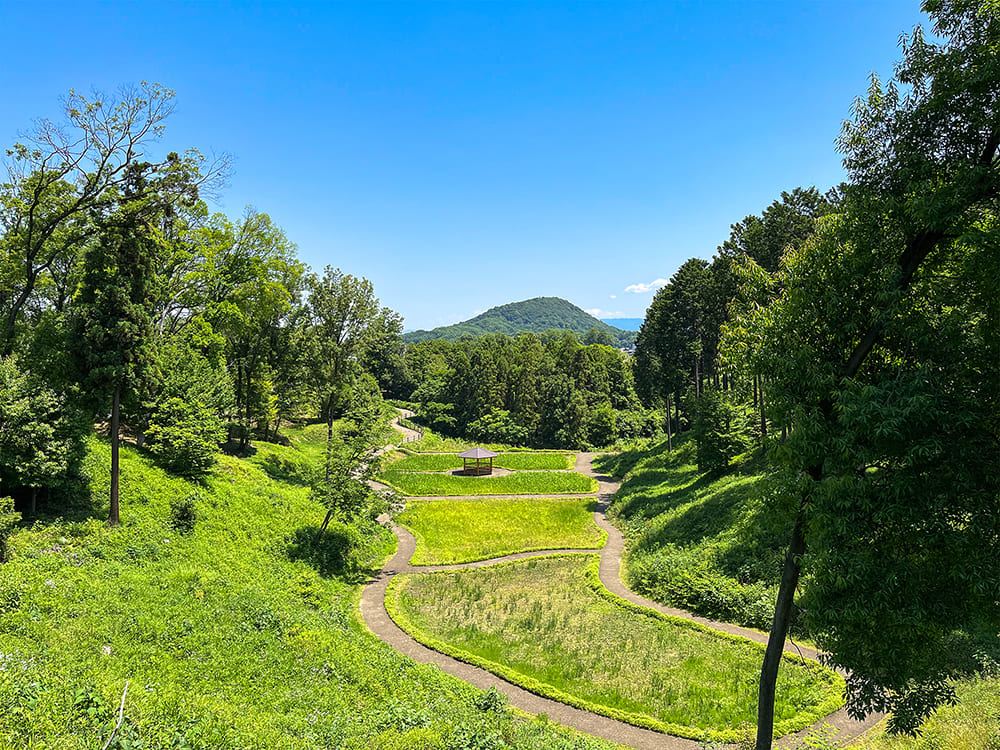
[1, 1, 926, 331]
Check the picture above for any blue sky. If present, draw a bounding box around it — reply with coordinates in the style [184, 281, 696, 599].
[0, 1, 926, 330]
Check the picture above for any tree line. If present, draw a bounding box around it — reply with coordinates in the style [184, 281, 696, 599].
[398, 330, 655, 448]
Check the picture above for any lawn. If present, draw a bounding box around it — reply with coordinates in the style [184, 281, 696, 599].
[389, 555, 843, 744]
[388, 452, 574, 472]
[379, 470, 597, 497]
[398, 498, 605, 564]
[0, 438, 616, 750]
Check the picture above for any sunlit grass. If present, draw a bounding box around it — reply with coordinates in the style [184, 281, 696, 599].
[389, 555, 843, 743]
[849, 675, 1000, 750]
[379, 471, 597, 497]
[388, 452, 574, 472]
[398, 498, 605, 564]
[0, 438, 616, 750]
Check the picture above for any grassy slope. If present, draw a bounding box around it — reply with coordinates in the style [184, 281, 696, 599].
[595, 436, 790, 633]
[596, 436, 1000, 747]
[379, 471, 597, 497]
[390, 555, 842, 744]
[0, 437, 614, 750]
[398, 498, 606, 564]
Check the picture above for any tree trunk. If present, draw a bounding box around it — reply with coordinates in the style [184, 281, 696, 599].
[665, 392, 673, 452]
[30, 487, 37, 517]
[109, 386, 121, 527]
[755, 507, 807, 750]
[317, 508, 334, 539]
[674, 392, 681, 433]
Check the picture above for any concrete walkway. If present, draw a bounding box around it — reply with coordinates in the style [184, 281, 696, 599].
[362, 416, 879, 748]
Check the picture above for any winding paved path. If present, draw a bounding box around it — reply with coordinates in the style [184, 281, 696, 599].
[362, 417, 880, 748]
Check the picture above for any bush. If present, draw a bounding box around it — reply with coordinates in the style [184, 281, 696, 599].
[146, 398, 225, 478]
[169, 492, 199, 533]
[628, 546, 776, 631]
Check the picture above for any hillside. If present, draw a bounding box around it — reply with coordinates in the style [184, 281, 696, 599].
[0, 433, 614, 750]
[403, 297, 635, 347]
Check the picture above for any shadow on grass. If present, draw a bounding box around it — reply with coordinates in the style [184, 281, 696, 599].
[632, 480, 753, 553]
[286, 525, 382, 584]
[251, 452, 314, 486]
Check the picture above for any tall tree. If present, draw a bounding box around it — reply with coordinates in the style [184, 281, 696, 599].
[69, 173, 168, 525]
[0, 83, 227, 354]
[741, 3, 1000, 745]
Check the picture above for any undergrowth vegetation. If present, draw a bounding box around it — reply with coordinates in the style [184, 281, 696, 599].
[398, 498, 605, 564]
[0, 435, 615, 750]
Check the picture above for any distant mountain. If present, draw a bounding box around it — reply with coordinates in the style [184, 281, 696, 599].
[600, 317, 643, 332]
[403, 297, 635, 347]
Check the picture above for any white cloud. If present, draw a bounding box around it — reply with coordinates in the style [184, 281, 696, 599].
[586, 308, 623, 318]
[609, 294, 617, 299]
[624, 278, 669, 294]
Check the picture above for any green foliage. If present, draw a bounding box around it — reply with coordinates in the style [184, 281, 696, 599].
[380, 471, 597, 497]
[403, 297, 633, 348]
[398, 497, 605, 564]
[586, 402, 617, 448]
[143, 333, 233, 475]
[851, 675, 1000, 750]
[147, 397, 226, 478]
[691, 388, 750, 472]
[390, 555, 842, 743]
[604, 439, 792, 631]
[0, 497, 20, 562]
[312, 378, 393, 528]
[718, 3, 1000, 736]
[467, 408, 529, 446]
[405, 331, 639, 449]
[168, 492, 199, 533]
[0, 355, 84, 499]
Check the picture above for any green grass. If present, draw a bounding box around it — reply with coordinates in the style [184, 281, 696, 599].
[595, 436, 790, 632]
[388, 452, 574, 472]
[379, 471, 597, 497]
[848, 674, 1000, 750]
[388, 555, 843, 744]
[397, 498, 606, 564]
[0, 437, 616, 750]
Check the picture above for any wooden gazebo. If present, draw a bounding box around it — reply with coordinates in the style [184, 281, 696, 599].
[459, 447, 498, 476]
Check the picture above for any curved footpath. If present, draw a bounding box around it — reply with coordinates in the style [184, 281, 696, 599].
[363, 424, 880, 748]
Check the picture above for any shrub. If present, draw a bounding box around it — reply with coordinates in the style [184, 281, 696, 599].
[146, 397, 225, 478]
[169, 492, 199, 533]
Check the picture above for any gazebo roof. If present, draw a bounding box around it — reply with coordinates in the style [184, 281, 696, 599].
[459, 447, 498, 459]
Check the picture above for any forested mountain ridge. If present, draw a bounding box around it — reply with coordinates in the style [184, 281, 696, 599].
[402, 297, 634, 347]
